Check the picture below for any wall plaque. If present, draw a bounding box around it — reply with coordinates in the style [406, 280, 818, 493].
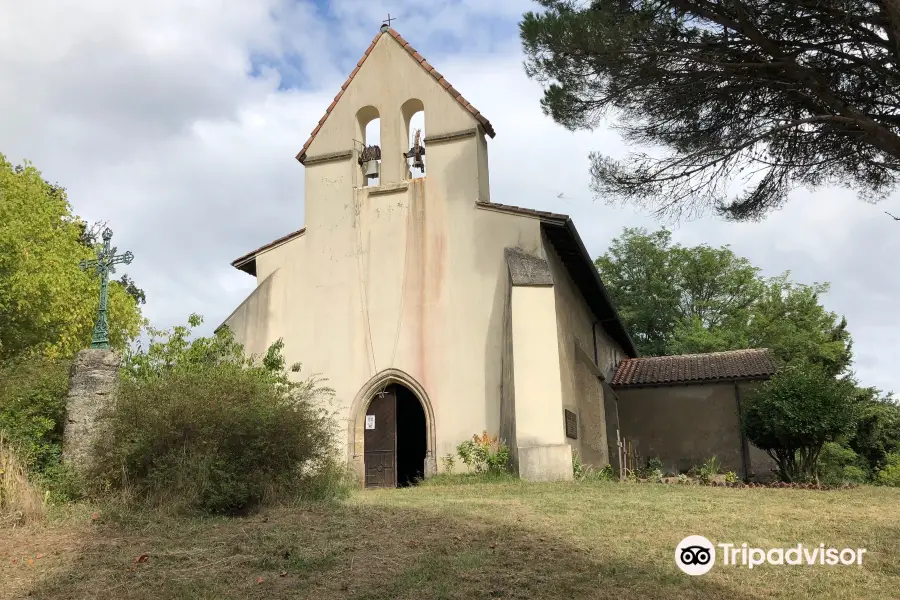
[565, 409, 578, 439]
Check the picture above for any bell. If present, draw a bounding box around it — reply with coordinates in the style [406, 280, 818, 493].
[364, 159, 380, 179]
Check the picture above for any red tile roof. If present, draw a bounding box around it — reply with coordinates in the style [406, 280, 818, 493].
[295, 26, 496, 164]
[611, 349, 777, 387]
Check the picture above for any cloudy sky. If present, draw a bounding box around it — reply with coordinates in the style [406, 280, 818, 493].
[1, 0, 897, 393]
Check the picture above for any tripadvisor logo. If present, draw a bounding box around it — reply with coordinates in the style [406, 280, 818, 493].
[675, 536, 867, 575]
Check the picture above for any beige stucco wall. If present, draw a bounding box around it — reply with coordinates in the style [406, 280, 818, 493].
[510, 285, 565, 447]
[220, 271, 277, 359]
[543, 235, 627, 469]
[225, 32, 554, 477]
[613, 381, 776, 479]
[508, 284, 573, 481]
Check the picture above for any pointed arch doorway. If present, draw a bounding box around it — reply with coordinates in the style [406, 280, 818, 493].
[350, 370, 436, 488]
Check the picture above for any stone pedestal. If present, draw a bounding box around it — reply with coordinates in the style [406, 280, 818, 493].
[62, 349, 121, 475]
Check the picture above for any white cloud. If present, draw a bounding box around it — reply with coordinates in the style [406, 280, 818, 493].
[0, 0, 896, 393]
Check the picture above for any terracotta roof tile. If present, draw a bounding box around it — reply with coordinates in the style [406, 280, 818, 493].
[611, 349, 777, 388]
[295, 27, 496, 163]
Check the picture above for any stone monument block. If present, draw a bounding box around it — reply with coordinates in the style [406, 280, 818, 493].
[62, 348, 121, 474]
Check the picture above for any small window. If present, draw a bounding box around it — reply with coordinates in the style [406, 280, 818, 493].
[565, 409, 578, 440]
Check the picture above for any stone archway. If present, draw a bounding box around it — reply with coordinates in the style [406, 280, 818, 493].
[348, 369, 436, 487]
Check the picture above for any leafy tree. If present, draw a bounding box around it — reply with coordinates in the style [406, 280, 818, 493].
[595, 227, 851, 373]
[521, 1, 900, 220]
[847, 387, 900, 472]
[741, 365, 858, 482]
[594, 228, 684, 356]
[0, 155, 143, 359]
[745, 275, 852, 376]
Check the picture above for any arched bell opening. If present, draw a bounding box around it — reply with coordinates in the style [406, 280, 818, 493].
[356, 105, 381, 187]
[401, 98, 425, 179]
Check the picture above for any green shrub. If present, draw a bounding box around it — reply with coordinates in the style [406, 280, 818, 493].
[741, 364, 858, 483]
[849, 390, 900, 475]
[597, 464, 616, 481]
[874, 453, 900, 487]
[0, 356, 70, 472]
[441, 453, 455, 474]
[724, 471, 739, 484]
[456, 432, 510, 473]
[90, 318, 346, 515]
[0, 356, 81, 502]
[818, 442, 869, 485]
[572, 450, 586, 480]
[698, 456, 721, 484]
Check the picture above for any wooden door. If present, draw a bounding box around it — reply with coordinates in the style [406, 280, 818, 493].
[364, 390, 397, 488]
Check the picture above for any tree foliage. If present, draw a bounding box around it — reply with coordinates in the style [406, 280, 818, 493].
[847, 387, 900, 472]
[595, 227, 852, 373]
[741, 365, 858, 482]
[0, 155, 143, 359]
[0, 356, 70, 472]
[521, 0, 900, 220]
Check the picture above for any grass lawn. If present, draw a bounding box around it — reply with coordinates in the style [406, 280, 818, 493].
[2, 477, 899, 599]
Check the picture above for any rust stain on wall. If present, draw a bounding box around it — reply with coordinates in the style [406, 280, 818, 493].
[401, 179, 446, 391]
[406, 179, 428, 387]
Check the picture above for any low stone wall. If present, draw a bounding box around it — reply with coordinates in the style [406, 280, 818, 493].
[62, 349, 121, 475]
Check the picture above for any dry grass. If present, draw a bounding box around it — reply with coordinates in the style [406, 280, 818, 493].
[1, 478, 899, 599]
[0, 435, 45, 527]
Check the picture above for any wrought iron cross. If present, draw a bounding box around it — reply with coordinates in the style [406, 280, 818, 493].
[79, 228, 134, 349]
[383, 13, 396, 28]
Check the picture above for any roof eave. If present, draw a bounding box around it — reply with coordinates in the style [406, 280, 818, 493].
[610, 374, 774, 390]
[229, 228, 306, 276]
[540, 218, 639, 358]
[563, 218, 639, 357]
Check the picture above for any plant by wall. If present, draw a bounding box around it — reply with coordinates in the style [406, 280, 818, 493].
[90, 317, 348, 515]
[698, 456, 721, 485]
[456, 432, 510, 474]
[741, 364, 858, 483]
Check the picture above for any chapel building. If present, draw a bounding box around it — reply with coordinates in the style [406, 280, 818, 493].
[222, 26, 777, 487]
